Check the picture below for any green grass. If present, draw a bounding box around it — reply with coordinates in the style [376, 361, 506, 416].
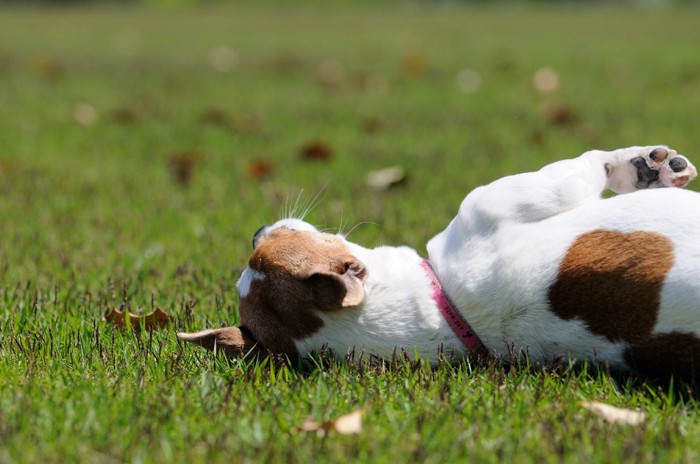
[2, 3, 700, 462]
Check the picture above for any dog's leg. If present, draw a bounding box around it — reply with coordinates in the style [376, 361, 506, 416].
[464, 146, 696, 223]
[601, 146, 697, 193]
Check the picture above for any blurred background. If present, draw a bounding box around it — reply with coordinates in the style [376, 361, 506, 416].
[0, 0, 699, 304]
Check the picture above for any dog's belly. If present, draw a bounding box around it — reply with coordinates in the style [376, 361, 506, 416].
[428, 188, 700, 371]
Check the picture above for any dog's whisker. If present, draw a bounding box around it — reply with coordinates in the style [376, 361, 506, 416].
[285, 190, 305, 219]
[337, 205, 347, 237]
[300, 186, 327, 220]
[283, 187, 327, 221]
[342, 221, 378, 239]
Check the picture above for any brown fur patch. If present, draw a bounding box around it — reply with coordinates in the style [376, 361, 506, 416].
[238, 228, 366, 359]
[548, 229, 674, 343]
[624, 332, 700, 381]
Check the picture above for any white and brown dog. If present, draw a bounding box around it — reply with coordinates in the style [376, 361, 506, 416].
[179, 146, 700, 380]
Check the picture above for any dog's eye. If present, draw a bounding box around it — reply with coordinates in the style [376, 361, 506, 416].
[252, 225, 269, 249]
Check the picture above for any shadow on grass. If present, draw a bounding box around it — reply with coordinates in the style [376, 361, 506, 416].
[193, 339, 700, 405]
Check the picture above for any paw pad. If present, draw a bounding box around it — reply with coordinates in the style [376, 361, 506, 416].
[649, 148, 668, 162]
[633, 146, 697, 189]
[669, 157, 688, 173]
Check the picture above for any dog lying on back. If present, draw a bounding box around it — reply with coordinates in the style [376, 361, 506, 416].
[179, 146, 700, 380]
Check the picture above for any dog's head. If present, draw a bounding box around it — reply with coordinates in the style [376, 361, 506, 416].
[177, 219, 368, 361]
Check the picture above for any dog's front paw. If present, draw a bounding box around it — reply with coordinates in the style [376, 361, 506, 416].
[629, 147, 697, 189]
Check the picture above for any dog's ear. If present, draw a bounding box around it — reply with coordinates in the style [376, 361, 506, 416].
[177, 326, 264, 358]
[307, 255, 367, 308]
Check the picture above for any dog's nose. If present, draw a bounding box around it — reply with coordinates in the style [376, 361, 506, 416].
[252, 225, 269, 249]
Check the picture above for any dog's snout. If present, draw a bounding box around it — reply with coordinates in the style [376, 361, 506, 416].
[252, 225, 269, 249]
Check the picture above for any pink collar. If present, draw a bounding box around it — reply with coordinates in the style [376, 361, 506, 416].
[420, 260, 487, 357]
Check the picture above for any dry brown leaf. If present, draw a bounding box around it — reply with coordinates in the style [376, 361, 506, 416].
[200, 109, 261, 134]
[247, 160, 274, 180]
[295, 409, 364, 437]
[111, 107, 139, 125]
[580, 401, 646, 426]
[361, 118, 384, 135]
[544, 101, 577, 126]
[300, 140, 333, 162]
[402, 53, 426, 76]
[27, 53, 64, 81]
[103, 307, 171, 331]
[200, 107, 231, 127]
[168, 151, 200, 186]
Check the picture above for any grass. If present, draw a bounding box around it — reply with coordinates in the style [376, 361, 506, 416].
[1, 3, 700, 462]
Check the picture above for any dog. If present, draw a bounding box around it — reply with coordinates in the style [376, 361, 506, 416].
[178, 146, 700, 380]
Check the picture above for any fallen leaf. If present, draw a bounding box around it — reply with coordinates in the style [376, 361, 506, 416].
[361, 118, 384, 135]
[0, 160, 17, 174]
[300, 140, 333, 162]
[200, 107, 231, 128]
[73, 103, 98, 126]
[265, 52, 303, 74]
[111, 107, 139, 124]
[295, 409, 364, 437]
[366, 166, 406, 191]
[545, 101, 577, 126]
[580, 401, 646, 426]
[529, 129, 545, 147]
[402, 53, 426, 76]
[27, 53, 64, 81]
[248, 159, 274, 180]
[533, 67, 560, 94]
[201, 109, 261, 134]
[168, 151, 200, 186]
[103, 307, 171, 331]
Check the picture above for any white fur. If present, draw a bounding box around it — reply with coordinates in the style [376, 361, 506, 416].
[237, 268, 265, 299]
[296, 243, 468, 361]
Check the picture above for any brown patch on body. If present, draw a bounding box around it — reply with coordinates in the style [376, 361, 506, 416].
[548, 229, 674, 343]
[625, 332, 700, 382]
[549, 229, 700, 380]
[238, 228, 366, 359]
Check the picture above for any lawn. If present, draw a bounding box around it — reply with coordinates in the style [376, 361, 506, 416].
[1, 3, 700, 462]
